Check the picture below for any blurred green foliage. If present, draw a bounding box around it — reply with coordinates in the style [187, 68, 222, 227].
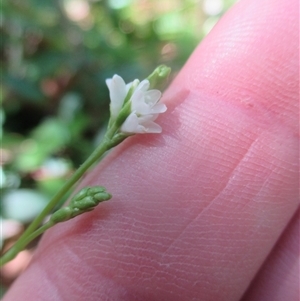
[1, 0, 236, 230]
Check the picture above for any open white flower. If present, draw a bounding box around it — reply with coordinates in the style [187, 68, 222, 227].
[106, 75, 167, 134]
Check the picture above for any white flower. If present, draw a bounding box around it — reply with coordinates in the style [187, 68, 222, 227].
[105, 75, 132, 120]
[106, 75, 167, 134]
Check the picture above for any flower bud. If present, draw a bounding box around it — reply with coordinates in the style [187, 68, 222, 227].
[50, 207, 73, 223]
[147, 65, 171, 90]
[71, 186, 112, 211]
[50, 186, 112, 224]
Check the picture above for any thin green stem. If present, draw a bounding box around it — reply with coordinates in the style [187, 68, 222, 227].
[22, 138, 111, 237]
[1, 125, 120, 266]
[0, 221, 55, 266]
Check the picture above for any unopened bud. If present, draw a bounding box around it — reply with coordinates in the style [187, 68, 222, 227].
[71, 186, 112, 211]
[147, 65, 171, 90]
[50, 207, 73, 223]
[50, 186, 112, 224]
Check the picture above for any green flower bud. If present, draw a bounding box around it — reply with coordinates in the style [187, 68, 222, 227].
[147, 65, 171, 90]
[50, 186, 112, 224]
[71, 186, 112, 211]
[50, 207, 73, 223]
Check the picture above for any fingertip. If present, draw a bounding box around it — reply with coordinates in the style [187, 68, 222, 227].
[174, 0, 298, 131]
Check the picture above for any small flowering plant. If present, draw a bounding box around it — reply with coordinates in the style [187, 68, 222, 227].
[0, 65, 171, 266]
[106, 75, 166, 134]
[104, 65, 170, 144]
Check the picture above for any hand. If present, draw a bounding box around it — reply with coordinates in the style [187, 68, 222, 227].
[3, 0, 298, 300]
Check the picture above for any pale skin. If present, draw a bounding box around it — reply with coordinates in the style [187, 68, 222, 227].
[3, 0, 299, 300]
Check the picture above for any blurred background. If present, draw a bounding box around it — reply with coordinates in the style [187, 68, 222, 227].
[0, 0, 237, 295]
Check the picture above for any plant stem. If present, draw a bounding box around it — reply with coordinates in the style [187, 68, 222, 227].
[0, 126, 119, 266]
[24, 140, 110, 235]
[0, 221, 55, 266]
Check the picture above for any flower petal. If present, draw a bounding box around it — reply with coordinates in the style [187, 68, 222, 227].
[130, 90, 150, 115]
[150, 103, 167, 114]
[145, 122, 162, 133]
[121, 113, 163, 134]
[120, 113, 140, 133]
[136, 79, 150, 92]
[106, 75, 127, 118]
[139, 120, 162, 133]
[130, 89, 166, 115]
[144, 90, 162, 106]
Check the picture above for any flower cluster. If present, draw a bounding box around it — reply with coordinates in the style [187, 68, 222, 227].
[50, 186, 111, 223]
[106, 74, 167, 134]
